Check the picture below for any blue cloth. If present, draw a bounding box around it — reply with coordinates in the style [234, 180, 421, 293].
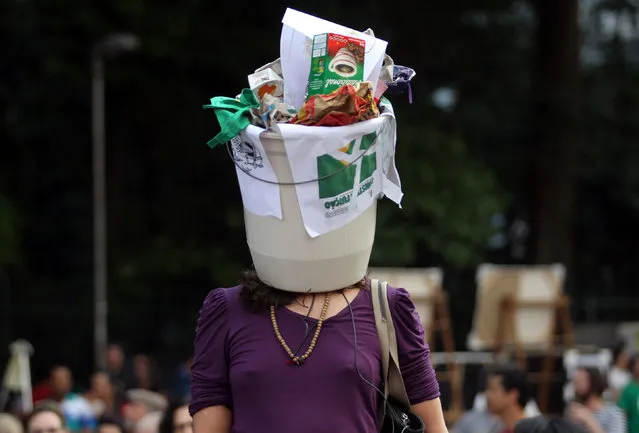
[61, 393, 97, 432]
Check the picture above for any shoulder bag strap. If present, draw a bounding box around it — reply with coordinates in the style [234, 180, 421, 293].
[372, 280, 411, 416]
[371, 279, 391, 425]
[381, 280, 411, 407]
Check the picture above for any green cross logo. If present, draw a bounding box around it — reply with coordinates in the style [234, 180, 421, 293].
[316, 131, 378, 211]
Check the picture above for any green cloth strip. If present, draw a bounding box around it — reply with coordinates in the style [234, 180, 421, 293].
[203, 88, 259, 149]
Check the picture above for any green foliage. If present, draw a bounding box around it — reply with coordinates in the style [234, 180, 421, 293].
[372, 124, 507, 268]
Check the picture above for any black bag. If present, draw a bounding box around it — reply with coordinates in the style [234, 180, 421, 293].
[371, 279, 425, 433]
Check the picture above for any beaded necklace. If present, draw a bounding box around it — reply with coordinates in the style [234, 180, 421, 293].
[270, 292, 331, 366]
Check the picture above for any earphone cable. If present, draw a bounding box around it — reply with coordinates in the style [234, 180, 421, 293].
[342, 291, 401, 433]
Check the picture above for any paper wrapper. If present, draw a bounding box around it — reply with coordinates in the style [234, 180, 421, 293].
[291, 82, 379, 127]
[248, 68, 284, 100]
[255, 58, 283, 78]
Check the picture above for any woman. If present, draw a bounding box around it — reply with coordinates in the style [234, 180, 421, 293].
[159, 401, 192, 433]
[568, 367, 627, 433]
[83, 371, 116, 418]
[189, 270, 448, 433]
[129, 355, 163, 394]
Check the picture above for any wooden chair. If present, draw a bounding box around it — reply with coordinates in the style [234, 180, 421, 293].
[467, 264, 574, 413]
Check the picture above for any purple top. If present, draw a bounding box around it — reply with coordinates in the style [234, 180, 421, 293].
[189, 284, 440, 433]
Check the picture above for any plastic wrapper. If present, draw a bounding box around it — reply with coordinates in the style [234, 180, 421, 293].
[385, 65, 416, 103]
[290, 81, 379, 127]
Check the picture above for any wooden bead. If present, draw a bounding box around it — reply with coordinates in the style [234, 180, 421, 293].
[270, 291, 331, 365]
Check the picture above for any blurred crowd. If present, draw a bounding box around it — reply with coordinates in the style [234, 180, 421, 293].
[0, 344, 192, 433]
[452, 346, 639, 433]
[2, 342, 639, 433]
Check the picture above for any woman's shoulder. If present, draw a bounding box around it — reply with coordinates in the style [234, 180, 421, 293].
[383, 284, 414, 315]
[194, 286, 248, 343]
[381, 284, 423, 337]
[202, 285, 242, 302]
[198, 286, 244, 318]
[363, 280, 414, 313]
[364, 280, 418, 328]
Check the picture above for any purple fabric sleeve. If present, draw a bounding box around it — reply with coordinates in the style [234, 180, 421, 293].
[389, 286, 441, 404]
[189, 289, 232, 416]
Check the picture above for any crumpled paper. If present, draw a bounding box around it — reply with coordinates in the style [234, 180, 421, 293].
[379, 54, 394, 85]
[290, 81, 379, 126]
[250, 93, 297, 127]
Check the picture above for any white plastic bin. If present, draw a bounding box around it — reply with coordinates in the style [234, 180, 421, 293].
[244, 131, 376, 293]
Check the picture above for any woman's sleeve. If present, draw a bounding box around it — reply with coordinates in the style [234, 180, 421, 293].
[189, 289, 232, 416]
[390, 287, 441, 405]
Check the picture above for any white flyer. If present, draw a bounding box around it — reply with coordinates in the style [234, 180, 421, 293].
[273, 103, 401, 237]
[233, 127, 282, 219]
[280, 8, 389, 110]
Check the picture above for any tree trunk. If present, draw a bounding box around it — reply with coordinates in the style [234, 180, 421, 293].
[530, 0, 581, 269]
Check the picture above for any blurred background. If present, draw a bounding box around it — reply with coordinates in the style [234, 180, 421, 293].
[1, 0, 639, 428]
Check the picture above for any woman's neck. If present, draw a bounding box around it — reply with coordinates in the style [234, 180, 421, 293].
[585, 395, 604, 412]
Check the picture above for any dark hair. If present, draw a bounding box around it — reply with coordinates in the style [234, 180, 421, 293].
[612, 342, 627, 361]
[28, 402, 66, 429]
[107, 342, 124, 351]
[515, 416, 587, 433]
[578, 367, 607, 397]
[158, 401, 188, 433]
[49, 365, 71, 377]
[97, 416, 123, 433]
[488, 364, 530, 408]
[239, 269, 368, 313]
[90, 370, 112, 381]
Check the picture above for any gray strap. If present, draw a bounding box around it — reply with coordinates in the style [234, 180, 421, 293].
[381, 280, 411, 407]
[371, 279, 391, 423]
[372, 279, 411, 429]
